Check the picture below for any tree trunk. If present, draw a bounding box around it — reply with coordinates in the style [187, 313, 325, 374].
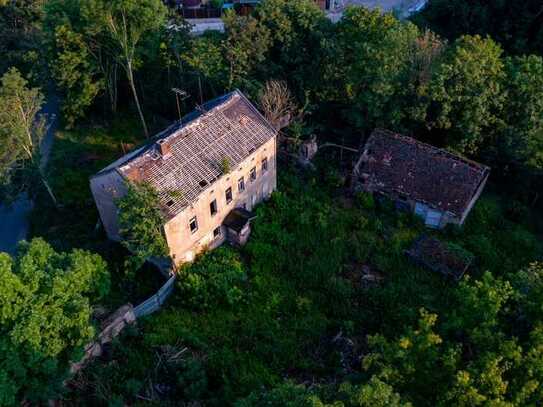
[126, 61, 149, 137]
[40, 172, 58, 207]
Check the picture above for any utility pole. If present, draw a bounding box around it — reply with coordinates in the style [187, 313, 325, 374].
[171, 88, 190, 121]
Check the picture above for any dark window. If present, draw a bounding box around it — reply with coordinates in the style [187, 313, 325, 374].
[262, 157, 268, 172]
[166, 199, 175, 207]
[225, 187, 233, 204]
[213, 227, 221, 238]
[250, 167, 257, 182]
[189, 216, 198, 233]
[238, 177, 245, 192]
[210, 199, 217, 216]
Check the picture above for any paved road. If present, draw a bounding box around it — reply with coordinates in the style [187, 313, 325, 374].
[0, 88, 59, 255]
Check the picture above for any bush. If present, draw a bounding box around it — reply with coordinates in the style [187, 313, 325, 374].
[178, 247, 246, 309]
[356, 191, 375, 210]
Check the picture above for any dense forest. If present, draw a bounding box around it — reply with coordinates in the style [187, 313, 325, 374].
[0, 0, 542, 405]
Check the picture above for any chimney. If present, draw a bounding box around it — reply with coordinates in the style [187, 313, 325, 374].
[157, 139, 171, 158]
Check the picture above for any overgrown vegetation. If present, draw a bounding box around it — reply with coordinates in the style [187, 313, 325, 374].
[0, 0, 542, 404]
[117, 181, 169, 271]
[65, 165, 543, 405]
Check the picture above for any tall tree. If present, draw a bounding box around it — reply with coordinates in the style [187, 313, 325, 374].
[96, 0, 168, 137]
[500, 55, 543, 171]
[0, 67, 57, 204]
[222, 10, 270, 92]
[335, 7, 420, 130]
[428, 35, 505, 154]
[0, 238, 109, 404]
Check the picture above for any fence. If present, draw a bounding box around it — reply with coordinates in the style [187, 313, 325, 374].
[70, 275, 176, 375]
[134, 275, 176, 318]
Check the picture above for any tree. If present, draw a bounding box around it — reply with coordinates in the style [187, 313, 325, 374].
[412, 0, 543, 56]
[258, 80, 297, 130]
[339, 377, 412, 407]
[116, 181, 169, 270]
[335, 7, 421, 130]
[0, 67, 57, 204]
[363, 309, 460, 405]
[254, 0, 331, 101]
[222, 10, 271, 92]
[499, 55, 543, 171]
[0, 238, 109, 403]
[0, 0, 46, 81]
[87, 0, 168, 137]
[428, 35, 506, 154]
[50, 24, 102, 127]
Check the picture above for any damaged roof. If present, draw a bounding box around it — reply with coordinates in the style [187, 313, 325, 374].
[360, 129, 490, 216]
[406, 235, 474, 281]
[95, 90, 276, 220]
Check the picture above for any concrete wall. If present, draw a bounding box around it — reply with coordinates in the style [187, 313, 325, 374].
[459, 171, 489, 225]
[90, 170, 128, 241]
[163, 136, 277, 264]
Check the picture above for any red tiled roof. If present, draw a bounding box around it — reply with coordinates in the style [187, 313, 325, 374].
[360, 129, 489, 216]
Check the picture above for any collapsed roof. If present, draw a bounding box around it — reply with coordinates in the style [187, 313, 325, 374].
[358, 129, 490, 216]
[95, 90, 276, 220]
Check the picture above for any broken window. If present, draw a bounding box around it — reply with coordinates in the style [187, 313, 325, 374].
[262, 157, 268, 172]
[213, 227, 221, 238]
[225, 187, 233, 204]
[189, 216, 198, 233]
[210, 199, 217, 216]
[238, 177, 245, 192]
[250, 167, 257, 182]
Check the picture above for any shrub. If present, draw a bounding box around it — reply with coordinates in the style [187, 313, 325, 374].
[178, 247, 246, 309]
[356, 191, 375, 210]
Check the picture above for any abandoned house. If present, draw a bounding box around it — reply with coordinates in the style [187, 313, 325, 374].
[353, 129, 490, 229]
[90, 90, 277, 264]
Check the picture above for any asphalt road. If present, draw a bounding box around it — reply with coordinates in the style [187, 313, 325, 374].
[0, 90, 59, 255]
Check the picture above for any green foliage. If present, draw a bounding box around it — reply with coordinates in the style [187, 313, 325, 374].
[50, 24, 102, 127]
[356, 191, 375, 210]
[223, 10, 271, 91]
[335, 7, 421, 130]
[116, 181, 169, 270]
[0, 0, 46, 82]
[0, 67, 55, 203]
[428, 35, 505, 154]
[219, 156, 232, 174]
[0, 238, 109, 403]
[499, 55, 543, 170]
[412, 0, 543, 56]
[178, 247, 246, 310]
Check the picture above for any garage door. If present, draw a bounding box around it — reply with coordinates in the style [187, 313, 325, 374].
[425, 209, 443, 228]
[415, 202, 428, 219]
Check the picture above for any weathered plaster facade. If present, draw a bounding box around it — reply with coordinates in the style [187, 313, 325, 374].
[90, 90, 277, 265]
[163, 136, 276, 263]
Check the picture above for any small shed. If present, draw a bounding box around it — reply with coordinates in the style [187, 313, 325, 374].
[406, 235, 474, 281]
[223, 208, 256, 246]
[353, 129, 490, 229]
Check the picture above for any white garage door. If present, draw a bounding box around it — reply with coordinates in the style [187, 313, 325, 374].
[415, 202, 428, 219]
[425, 209, 443, 228]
